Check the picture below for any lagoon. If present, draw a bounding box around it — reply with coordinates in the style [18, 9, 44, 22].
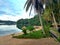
[0, 25, 22, 36]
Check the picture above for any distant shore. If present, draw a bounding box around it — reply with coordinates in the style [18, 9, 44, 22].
[0, 20, 16, 25]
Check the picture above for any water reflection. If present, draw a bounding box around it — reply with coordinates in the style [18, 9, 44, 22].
[0, 25, 22, 36]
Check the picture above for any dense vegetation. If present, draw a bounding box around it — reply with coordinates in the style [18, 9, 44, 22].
[15, 0, 60, 42]
[16, 15, 40, 29]
[13, 30, 46, 39]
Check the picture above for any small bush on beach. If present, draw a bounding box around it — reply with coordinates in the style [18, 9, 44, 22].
[21, 26, 27, 35]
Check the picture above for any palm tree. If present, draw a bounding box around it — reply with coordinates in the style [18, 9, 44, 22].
[44, 0, 60, 30]
[24, 0, 60, 34]
[46, 0, 60, 30]
[24, 0, 45, 34]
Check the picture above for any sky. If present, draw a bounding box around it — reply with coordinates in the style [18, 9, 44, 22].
[0, 0, 34, 21]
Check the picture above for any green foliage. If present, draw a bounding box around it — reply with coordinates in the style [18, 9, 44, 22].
[16, 15, 40, 29]
[46, 0, 60, 23]
[44, 25, 51, 37]
[27, 26, 34, 31]
[57, 37, 60, 42]
[13, 30, 46, 39]
[16, 19, 29, 29]
[22, 29, 27, 35]
[21, 26, 27, 35]
[42, 18, 51, 37]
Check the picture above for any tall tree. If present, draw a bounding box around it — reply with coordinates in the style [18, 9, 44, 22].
[46, 0, 60, 30]
[24, 0, 45, 34]
[24, 0, 60, 34]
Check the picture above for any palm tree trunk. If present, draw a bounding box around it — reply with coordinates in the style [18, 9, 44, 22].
[52, 12, 58, 30]
[38, 13, 45, 34]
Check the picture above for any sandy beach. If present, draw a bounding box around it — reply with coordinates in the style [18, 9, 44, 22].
[0, 33, 60, 45]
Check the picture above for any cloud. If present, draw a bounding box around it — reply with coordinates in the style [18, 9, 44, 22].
[0, 10, 35, 21]
[0, 0, 23, 15]
[0, 0, 35, 21]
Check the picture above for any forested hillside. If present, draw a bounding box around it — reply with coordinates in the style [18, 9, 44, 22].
[17, 15, 40, 29]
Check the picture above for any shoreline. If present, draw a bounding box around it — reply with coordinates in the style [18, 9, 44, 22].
[0, 32, 60, 45]
[0, 31, 22, 37]
[0, 31, 23, 37]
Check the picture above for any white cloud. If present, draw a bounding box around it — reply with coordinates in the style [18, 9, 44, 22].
[0, 9, 35, 21]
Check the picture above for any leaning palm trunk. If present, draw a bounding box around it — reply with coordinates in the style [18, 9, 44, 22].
[24, 0, 46, 34]
[52, 12, 58, 30]
[37, 1, 45, 34]
[38, 13, 45, 34]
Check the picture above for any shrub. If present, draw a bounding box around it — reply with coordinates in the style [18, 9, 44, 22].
[27, 26, 35, 32]
[13, 30, 46, 39]
[21, 26, 27, 35]
[44, 25, 51, 37]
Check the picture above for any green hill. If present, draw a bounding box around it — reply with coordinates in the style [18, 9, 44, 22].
[16, 15, 40, 29]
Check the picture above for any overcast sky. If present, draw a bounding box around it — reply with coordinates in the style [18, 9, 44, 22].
[0, 0, 34, 21]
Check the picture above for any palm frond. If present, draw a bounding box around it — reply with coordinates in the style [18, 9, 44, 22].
[29, 4, 33, 16]
[34, 0, 39, 10]
[25, 0, 32, 11]
[24, 0, 29, 8]
[35, 0, 44, 13]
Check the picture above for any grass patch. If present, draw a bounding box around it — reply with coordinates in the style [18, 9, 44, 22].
[57, 37, 60, 42]
[13, 30, 46, 39]
[43, 25, 51, 37]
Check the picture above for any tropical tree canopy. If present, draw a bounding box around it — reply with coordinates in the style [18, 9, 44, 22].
[25, 0, 60, 13]
[24, 0, 60, 33]
[24, 0, 46, 34]
[24, 0, 45, 14]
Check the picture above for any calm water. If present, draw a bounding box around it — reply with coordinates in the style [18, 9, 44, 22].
[0, 25, 22, 36]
